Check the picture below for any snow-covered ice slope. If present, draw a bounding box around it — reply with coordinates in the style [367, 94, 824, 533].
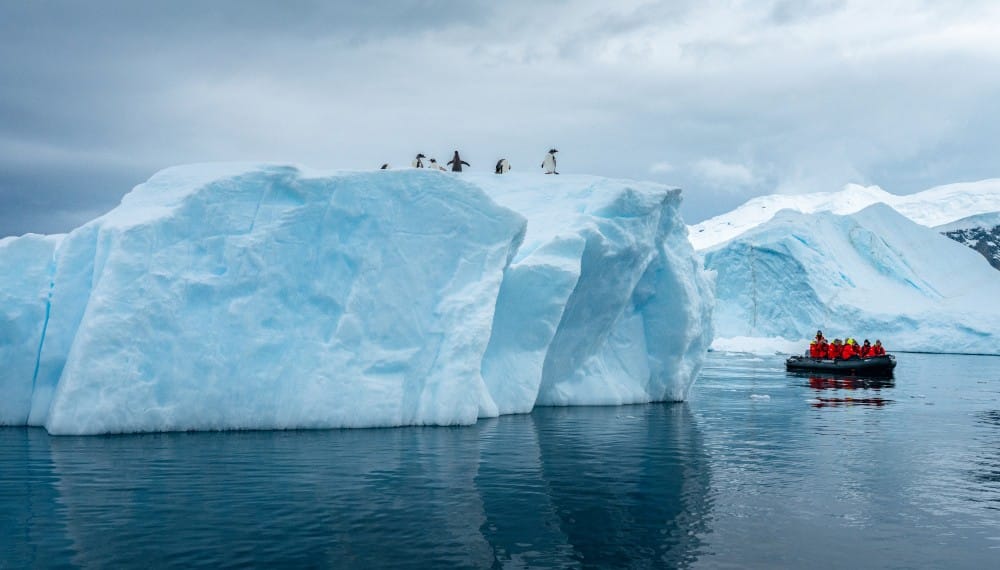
[935, 211, 1000, 234]
[704, 204, 1000, 354]
[936, 212, 1000, 272]
[690, 179, 1000, 250]
[0, 165, 712, 434]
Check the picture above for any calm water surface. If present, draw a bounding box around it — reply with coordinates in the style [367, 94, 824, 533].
[2, 352, 998, 568]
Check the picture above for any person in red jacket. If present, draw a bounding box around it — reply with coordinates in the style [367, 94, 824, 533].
[817, 339, 829, 359]
[840, 340, 854, 359]
[842, 339, 859, 359]
[860, 339, 872, 358]
[828, 339, 843, 360]
[809, 341, 822, 358]
[871, 340, 886, 356]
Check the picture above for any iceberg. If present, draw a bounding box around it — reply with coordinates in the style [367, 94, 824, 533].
[704, 204, 1000, 354]
[0, 164, 713, 434]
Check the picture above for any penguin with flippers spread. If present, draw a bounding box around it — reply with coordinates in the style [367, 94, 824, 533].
[447, 151, 470, 172]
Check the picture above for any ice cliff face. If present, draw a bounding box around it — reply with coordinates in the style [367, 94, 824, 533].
[0, 165, 712, 434]
[0, 234, 62, 424]
[704, 204, 1000, 355]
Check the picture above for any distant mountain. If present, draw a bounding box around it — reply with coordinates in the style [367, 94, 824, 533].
[936, 212, 1000, 271]
[689, 179, 1000, 251]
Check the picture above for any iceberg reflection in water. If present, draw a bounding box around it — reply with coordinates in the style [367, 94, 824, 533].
[0, 404, 709, 568]
[7, 352, 996, 568]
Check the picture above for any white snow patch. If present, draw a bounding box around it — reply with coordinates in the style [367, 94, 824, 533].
[934, 211, 1000, 233]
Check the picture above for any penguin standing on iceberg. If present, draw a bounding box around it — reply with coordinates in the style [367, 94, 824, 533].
[495, 158, 511, 174]
[428, 158, 446, 171]
[541, 149, 558, 174]
[411, 154, 426, 168]
[447, 151, 470, 172]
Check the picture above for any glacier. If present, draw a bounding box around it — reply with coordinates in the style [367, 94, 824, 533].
[0, 164, 713, 434]
[704, 204, 1000, 355]
[689, 179, 1000, 251]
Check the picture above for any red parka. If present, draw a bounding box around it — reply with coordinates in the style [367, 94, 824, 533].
[843, 343, 856, 358]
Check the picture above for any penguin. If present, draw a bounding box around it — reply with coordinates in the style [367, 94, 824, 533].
[380, 163, 391, 170]
[447, 150, 470, 172]
[495, 158, 511, 174]
[411, 153, 426, 168]
[541, 149, 558, 174]
[428, 158, 446, 171]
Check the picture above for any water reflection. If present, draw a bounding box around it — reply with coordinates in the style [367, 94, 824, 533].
[0, 429, 74, 567]
[531, 405, 710, 568]
[808, 396, 892, 408]
[804, 376, 895, 391]
[972, 410, 1000, 493]
[804, 376, 895, 407]
[0, 403, 710, 569]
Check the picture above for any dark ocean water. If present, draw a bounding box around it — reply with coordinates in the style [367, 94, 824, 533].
[2, 352, 998, 568]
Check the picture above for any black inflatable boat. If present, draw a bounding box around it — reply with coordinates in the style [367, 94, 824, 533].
[785, 354, 896, 377]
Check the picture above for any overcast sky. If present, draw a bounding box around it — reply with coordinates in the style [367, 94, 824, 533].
[3, 0, 1000, 237]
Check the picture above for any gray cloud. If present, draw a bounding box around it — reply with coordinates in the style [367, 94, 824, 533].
[2, 0, 1000, 237]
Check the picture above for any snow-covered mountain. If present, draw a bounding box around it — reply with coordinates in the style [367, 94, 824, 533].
[936, 212, 1000, 271]
[703, 204, 1000, 355]
[0, 164, 712, 435]
[689, 179, 1000, 251]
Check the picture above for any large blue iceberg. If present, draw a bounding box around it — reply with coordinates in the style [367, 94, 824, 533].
[1, 164, 713, 434]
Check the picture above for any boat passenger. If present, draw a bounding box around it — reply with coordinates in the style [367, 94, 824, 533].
[815, 330, 826, 343]
[828, 339, 843, 360]
[818, 339, 829, 359]
[842, 339, 859, 359]
[871, 340, 886, 356]
[860, 339, 872, 358]
[809, 340, 822, 358]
